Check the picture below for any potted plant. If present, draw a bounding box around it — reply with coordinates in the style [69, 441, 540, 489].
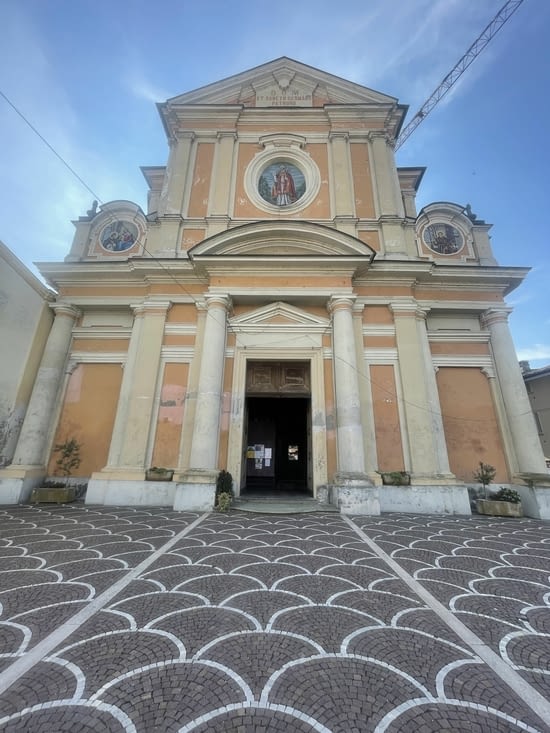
[145, 466, 174, 482]
[31, 438, 82, 504]
[379, 470, 411, 486]
[474, 462, 523, 517]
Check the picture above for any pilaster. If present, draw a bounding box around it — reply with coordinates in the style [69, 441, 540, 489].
[103, 300, 171, 476]
[208, 131, 237, 218]
[391, 300, 453, 481]
[368, 132, 405, 219]
[329, 132, 354, 218]
[159, 132, 195, 216]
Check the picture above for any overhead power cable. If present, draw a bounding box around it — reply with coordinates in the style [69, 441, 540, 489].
[0, 88, 104, 202]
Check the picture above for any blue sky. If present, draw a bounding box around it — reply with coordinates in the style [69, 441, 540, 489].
[1, 0, 549, 366]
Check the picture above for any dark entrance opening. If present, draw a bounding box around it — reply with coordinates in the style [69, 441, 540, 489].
[244, 396, 310, 495]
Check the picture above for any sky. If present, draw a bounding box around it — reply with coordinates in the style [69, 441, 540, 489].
[1, 0, 549, 366]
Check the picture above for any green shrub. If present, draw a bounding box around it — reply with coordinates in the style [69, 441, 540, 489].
[473, 462, 496, 498]
[54, 438, 82, 477]
[216, 469, 234, 497]
[216, 491, 232, 512]
[491, 487, 521, 504]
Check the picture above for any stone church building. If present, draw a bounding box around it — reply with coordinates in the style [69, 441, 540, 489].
[1, 58, 547, 515]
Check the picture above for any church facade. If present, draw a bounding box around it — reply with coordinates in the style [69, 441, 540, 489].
[1, 58, 547, 514]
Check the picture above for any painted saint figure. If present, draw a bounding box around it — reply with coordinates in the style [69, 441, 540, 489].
[271, 165, 296, 206]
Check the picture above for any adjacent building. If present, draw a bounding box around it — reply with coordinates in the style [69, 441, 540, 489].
[0, 241, 54, 470]
[1, 58, 547, 514]
[521, 361, 550, 465]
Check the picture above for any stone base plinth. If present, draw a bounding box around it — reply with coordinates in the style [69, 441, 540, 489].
[0, 467, 46, 504]
[513, 482, 550, 519]
[85, 478, 175, 506]
[173, 469, 217, 512]
[379, 485, 471, 515]
[332, 474, 380, 515]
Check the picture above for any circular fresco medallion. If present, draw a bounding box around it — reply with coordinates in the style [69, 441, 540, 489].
[258, 162, 306, 207]
[99, 220, 139, 252]
[423, 223, 464, 255]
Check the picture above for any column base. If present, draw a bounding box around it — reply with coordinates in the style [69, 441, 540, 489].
[409, 473, 457, 486]
[173, 468, 217, 512]
[333, 472, 380, 515]
[513, 474, 550, 519]
[0, 466, 46, 504]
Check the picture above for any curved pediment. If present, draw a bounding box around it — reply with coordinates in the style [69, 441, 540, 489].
[189, 221, 376, 260]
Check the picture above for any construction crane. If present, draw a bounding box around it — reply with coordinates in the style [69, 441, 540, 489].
[394, 0, 526, 151]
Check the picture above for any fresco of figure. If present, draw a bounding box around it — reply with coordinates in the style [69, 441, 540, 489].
[271, 165, 297, 206]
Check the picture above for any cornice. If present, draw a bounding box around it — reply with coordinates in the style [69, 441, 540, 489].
[72, 327, 132, 339]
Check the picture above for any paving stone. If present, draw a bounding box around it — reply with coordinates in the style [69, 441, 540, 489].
[0, 507, 548, 732]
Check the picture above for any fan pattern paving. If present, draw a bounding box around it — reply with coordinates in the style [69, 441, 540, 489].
[0, 506, 548, 732]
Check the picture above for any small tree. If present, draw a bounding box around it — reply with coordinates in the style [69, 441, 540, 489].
[54, 438, 82, 477]
[473, 461, 496, 499]
[216, 469, 234, 497]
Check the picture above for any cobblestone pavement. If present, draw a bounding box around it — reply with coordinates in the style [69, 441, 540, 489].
[0, 506, 549, 732]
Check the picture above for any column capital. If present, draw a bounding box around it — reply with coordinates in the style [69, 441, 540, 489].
[389, 300, 429, 320]
[328, 295, 356, 315]
[481, 306, 513, 328]
[50, 303, 81, 320]
[205, 293, 232, 311]
[367, 130, 392, 145]
[329, 131, 349, 143]
[131, 300, 172, 318]
[216, 131, 237, 141]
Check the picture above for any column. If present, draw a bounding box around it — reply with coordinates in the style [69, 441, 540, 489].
[353, 301, 378, 476]
[368, 131, 404, 218]
[329, 296, 366, 475]
[105, 300, 170, 474]
[391, 301, 453, 480]
[329, 132, 354, 219]
[11, 304, 80, 468]
[482, 308, 547, 473]
[188, 294, 231, 470]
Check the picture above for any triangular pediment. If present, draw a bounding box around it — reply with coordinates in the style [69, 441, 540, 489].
[164, 57, 397, 108]
[231, 301, 329, 328]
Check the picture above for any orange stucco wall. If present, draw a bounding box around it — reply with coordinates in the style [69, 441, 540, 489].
[71, 339, 129, 352]
[430, 342, 490, 356]
[351, 142, 375, 219]
[364, 305, 393, 325]
[166, 304, 198, 323]
[188, 143, 215, 218]
[48, 363, 122, 477]
[151, 362, 189, 468]
[436, 367, 509, 482]
[370, 364, 405, 471]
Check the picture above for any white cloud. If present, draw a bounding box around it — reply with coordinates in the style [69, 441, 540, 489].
[516, 345, 550, 363]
